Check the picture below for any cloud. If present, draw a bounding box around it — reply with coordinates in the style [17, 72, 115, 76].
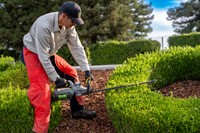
[145, 0, 185, 49]
[145, 0, 183, 38]
[148, 9, 177, 38]
[169, 0, 181, 6]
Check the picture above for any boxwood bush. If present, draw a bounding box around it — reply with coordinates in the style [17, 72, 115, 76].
[0, 86, 61, 132]
[0, 55, 15, 71]
[0, 61, 29, 89]
[168, 32, 200, 47]
[0, 56, 29, 89]
[57, 45, 91, 65]
[41, 39, 159, 65]
[90, 40, 160, 65]
[106, 46, 200, 133]
[0, 56, 62, 132]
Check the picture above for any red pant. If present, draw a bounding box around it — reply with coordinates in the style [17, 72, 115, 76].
[53, 54, 84, 105]
[23, 48, 84, 133]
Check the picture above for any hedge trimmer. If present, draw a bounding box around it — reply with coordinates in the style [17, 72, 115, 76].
[52, 79, 157, 102]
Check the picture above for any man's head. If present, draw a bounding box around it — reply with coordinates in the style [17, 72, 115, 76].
[59, 1, 84, 26]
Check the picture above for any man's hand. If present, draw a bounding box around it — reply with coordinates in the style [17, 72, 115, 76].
[55, 77, 67, 88]
[85, 70, 94, 81]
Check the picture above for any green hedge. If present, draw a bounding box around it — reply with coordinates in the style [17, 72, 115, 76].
[168, 32, 200, 47]
[0, 61, 29, 89]
[57, 45, 91, 66]
[44, 40, 159, 65]
[90, 40, 160, 65]
[106, 46, 200, 133]
[0, 56, 29, 88]
[0, 56, 62, 132]
[0, 86, 61, 132]
[0, 55, 15, 71]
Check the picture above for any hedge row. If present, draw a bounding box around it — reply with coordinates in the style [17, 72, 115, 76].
[168, 32, 200, 47]
[0, 56, 62, 132]
[0, 56, 29, 89]
[0, 86, 62, 132]
[2, 39, 160, 66]
[0, 55, 15, 71]
[106, 46, 200, 133]
[89, 40, 160, 65]
[56, 39, 160, 65]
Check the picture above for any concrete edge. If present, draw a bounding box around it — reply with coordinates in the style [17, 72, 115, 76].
[73, 64, 122, 70]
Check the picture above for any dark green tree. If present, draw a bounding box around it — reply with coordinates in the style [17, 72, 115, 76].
[0, 0, 62, 49]
[167, 0, 200, 34]
[75, 0, 154, 44]
[0, 0, 154, 48]
[130, 0, 154, 38]
[74, 0, 135, 44]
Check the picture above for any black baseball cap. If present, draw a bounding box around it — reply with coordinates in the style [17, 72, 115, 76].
[60, 1, 84, 26]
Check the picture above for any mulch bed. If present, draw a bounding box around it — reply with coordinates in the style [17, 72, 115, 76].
[53, 70, 116, 133]
[53, 70, 200, 133]
[160, 80, 200, 98]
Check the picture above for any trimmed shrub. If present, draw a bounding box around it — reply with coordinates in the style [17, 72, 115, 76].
[0, 55, 15, 71]
[168, 32, 200, 47]
[0, 61, 29, 89]
[106, 46, 200, 133]
[57, 45, 91, 65]
[90, 40, 160, 65]
[0, 86, 61, 132]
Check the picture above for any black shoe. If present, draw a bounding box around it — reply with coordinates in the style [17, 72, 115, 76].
[72, 107, 96, 119]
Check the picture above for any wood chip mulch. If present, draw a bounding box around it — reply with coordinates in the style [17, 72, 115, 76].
[53, 70, 200, 133]
[160, 80, 200, 98]
[53, 70, 116, 133]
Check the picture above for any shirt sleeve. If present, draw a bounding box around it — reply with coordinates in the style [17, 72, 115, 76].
[66, 27, 90, 72]
[35, 26, 59, 81]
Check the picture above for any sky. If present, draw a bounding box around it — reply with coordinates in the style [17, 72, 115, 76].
[145, 0, 186, 48]
[146, 0, 181, 38]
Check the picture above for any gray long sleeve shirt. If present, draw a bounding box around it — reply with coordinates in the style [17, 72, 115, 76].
[23, 12, 90, 81]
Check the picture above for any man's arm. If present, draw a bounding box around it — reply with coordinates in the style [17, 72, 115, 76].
[66, 27, 90, 72]
[35, 26, 60, 81]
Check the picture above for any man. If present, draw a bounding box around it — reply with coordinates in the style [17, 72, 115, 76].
[22, 1, 96, 133]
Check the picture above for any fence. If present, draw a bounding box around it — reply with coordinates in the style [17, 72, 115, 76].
[148, 36, 170, 50]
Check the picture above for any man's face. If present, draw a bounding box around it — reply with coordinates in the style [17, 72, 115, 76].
[60, 13, 75, 28]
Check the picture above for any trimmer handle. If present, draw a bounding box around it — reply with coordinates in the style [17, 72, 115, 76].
[86, 78, 93, 95]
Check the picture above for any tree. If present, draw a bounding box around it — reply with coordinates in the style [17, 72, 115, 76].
[167, 0, 200, 34]
[0, 0, 154, 49]
[0, 0, 62, 49]
[131, 0, 154, 38]
[75, 0, 154, 44]
[74, 0, 134, 44]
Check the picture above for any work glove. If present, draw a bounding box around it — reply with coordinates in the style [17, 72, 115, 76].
[85, 70, 94, 95]
[85, 70, 94, 81]
[55, 77, 67, 88]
